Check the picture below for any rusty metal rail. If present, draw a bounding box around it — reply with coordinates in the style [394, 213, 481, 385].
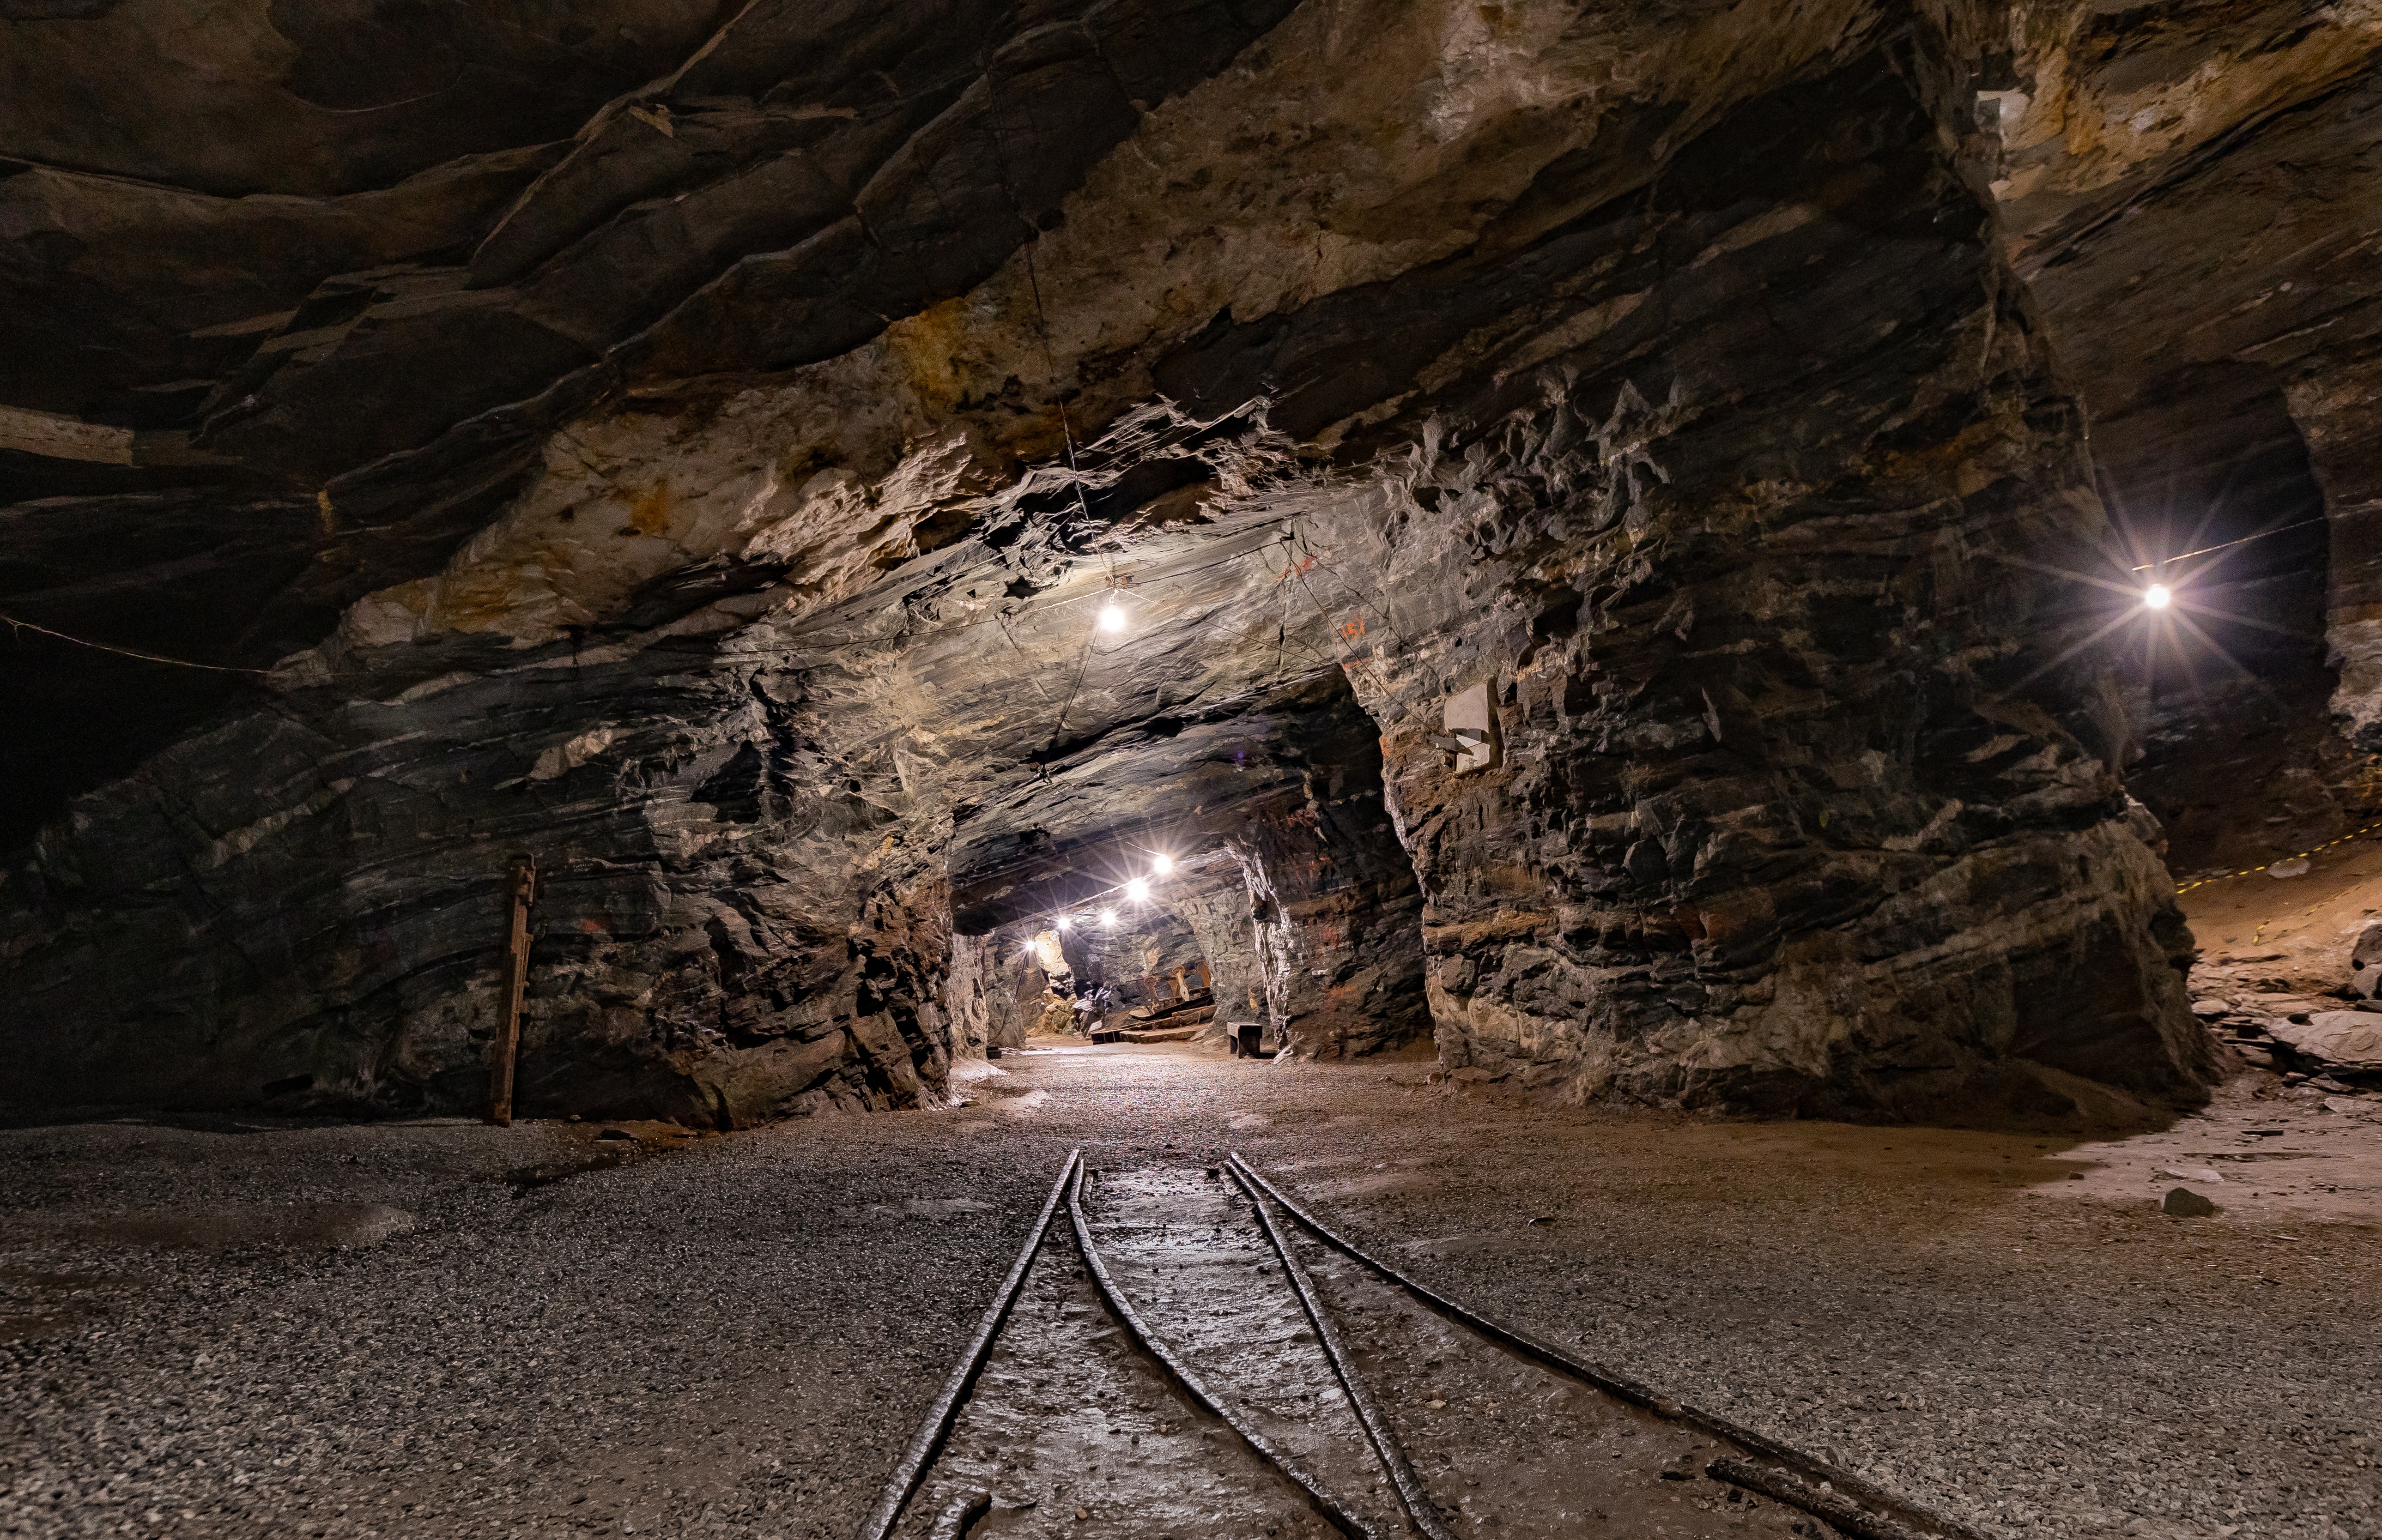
[1227, 1153, 1986, 1540]
[863, 1149, 1989, 1540]
[1065, 1161, 1386, 1539]
[856, 1150, 1385, 1540]
[1229, 1160, 1459, 1540]
[855, 1150, 1079, 1540]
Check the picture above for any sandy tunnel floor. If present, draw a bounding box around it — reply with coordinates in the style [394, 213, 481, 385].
[2177, 827, 2382, 984]
[0, 1046, 2376, 1540]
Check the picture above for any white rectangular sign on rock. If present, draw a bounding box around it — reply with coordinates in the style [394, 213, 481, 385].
[1443, 681, 1500, 773]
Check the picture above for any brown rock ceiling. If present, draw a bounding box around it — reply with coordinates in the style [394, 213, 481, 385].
[4, 0, 2377, 1124]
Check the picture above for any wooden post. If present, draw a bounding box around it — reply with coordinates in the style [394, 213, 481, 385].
[485, 855, 537, 1125]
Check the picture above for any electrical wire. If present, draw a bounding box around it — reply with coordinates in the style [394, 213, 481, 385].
[1288, 524, 1411, 646]
[1280, 544, 1432, 730]
[2126, 516, 2328, 573]
[1042, 604, 1105, 757]
[0, 610, 272, 675]
[992, 610, 1054, 703]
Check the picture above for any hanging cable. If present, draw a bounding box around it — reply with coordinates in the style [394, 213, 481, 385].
[992, 610, 1054, 703]
[1, 610, 272, 675]
[974, 47, 1138, 764]
[2126, 516, 2327, 572]
[1277, 537, 1433, 729]
[1288, 524, 1411, 646]
[978, 46, 1099, 535]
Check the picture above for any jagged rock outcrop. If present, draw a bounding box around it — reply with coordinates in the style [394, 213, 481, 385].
[20, 0, 2374, 1123]
[1, 642, 959, 1121]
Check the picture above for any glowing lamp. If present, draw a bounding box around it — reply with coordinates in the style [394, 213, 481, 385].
[2144, 584, 2171, 610]
[1151, 853, 1173, 875]
[1055, 915, 1071, 931]
[1099, 907, 1116, 927]
[1097, 603, 1126, 633]
[1125, 877, 1150, 901]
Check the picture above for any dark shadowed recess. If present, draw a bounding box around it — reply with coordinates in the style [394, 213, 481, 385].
[2100, 367, 2341, 874]
[2009, 53, 2382, 876]
[946, 668, 1434, 1054]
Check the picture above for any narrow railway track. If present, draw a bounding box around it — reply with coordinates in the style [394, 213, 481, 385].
[860, 1151, 1984, 1540]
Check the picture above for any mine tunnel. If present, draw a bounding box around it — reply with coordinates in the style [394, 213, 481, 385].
[3, 3, 2380, 1537]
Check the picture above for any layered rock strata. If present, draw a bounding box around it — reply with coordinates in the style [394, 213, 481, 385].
[18, 0, 2363, 1122]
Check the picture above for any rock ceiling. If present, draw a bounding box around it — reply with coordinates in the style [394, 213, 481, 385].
[3, 0, 2378, 1125]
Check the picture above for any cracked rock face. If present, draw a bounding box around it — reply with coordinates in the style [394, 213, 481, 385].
[18, 0, 2373, 1123]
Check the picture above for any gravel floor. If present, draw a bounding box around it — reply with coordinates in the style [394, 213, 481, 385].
[2, 1046, 2375, 1540]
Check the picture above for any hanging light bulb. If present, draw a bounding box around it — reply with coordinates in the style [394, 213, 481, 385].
[1055, 915, 1072, 931]
[2144, 583, 2172, 610]
[1099, 907, 1116, 927]
[1151, 853, 1173, 875]
[1126, 877, 1150, 901]
[1097, 603, 1127, 633]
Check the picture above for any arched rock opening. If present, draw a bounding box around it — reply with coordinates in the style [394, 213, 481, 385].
[22, 1, 2382, 1127]
[941, 670, 1431, 1064]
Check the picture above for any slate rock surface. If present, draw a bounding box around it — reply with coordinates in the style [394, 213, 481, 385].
[16, 0, 2376, 1123]
[2273, 1014, 2382, 1085]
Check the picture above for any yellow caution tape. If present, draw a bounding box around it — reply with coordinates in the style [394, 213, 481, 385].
[2173, 818, 2382, 896]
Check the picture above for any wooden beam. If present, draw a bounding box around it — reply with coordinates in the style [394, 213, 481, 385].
[485, 855, 538, 1125]
[0, 404, 133, 465]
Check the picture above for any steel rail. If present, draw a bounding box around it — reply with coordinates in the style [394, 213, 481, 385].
[1229, 1161, 1460, 1540]
[925, 1491, 994, 1540]
[854, 1148, 1080, 1540]
[1228, 1154, 1986, 1540]
[1065, 1163, 1389, 1540]
[1708, 1458, 1938, 1540]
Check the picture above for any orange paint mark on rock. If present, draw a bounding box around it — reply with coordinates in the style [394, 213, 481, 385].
[883, 297, 970, 413]
[628, 480, 672, 535]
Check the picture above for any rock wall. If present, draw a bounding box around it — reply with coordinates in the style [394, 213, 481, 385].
[941, 930, 1043, 1057]
[1, 641, 956, 1123]
[18, 0, 2349, 1123]
[2296, 342, 2382, 751]
[1225, 778, 1430, 1060]
[1140, 38, 2221, 1116]
[1161, 867, 1269, 1032]
[1985, 3, 2382, 874]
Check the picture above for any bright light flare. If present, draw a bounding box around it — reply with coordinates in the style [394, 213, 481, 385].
[1098, 907, 1116, 927]
[1125, 878, 1150, 901]
[1151, 853, 1173, 875]
[2144, 583, 2172, 610]
[1097, 603, 1127, 633]
[1055, 915, 1071, 931]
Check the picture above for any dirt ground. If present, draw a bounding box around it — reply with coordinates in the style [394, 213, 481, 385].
[2178, 825, 2382, 996]
[2, 1037, 2376, 1540]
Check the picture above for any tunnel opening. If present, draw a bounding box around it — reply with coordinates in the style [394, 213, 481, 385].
[946, 887, 1223, 1055]
[940, 669, 1431, 1069]
[2094, 366, 2359, 880]
[1056, 902, 1217, 1039]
